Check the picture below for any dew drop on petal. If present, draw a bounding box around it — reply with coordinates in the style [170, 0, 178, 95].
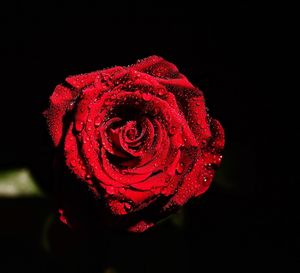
[75, 121, 84, 132]
[118, 187, 126, 194]
[71, 159, 77, 167]
[151, 187, 161, 194]
[161, 187, 170, 195]
[124, 202, 132, 211]
[94, 116, 102, 127]
[58, 209, 68, 225]
[106, 186, 115, 195]
[158, 88, 166, 96]
[169, 126, 176, 135]
[203, 176, 209, 186]
[142, 93, 151, 101]
[176, 162, 184, 174]
[153, 106, 160, 115]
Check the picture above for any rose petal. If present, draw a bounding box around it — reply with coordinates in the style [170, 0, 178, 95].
[65, 71, 100, 89]
[131, 55, 180, 79]
[46, 84, 76, 146]
[165, 119, 225, 206]
[64, 122, 88, 180]
[128, 220, 154, 233]
[100, 147, 152, 184]
[120, 188, 156, 206]
[100, 117, 128, 158]
[79, 130, 124, 187]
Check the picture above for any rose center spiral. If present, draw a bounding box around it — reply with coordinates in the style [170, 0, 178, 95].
[126, 128, 137, 140]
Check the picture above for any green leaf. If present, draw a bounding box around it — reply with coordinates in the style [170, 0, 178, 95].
[156, 208, 186, 230]
[170, 208, 185, 229]
[0, 168, 44, 197]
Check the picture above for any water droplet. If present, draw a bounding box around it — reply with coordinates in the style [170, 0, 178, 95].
[94, 116, 102, 127]
[203, 176, 209, 185]
[165, 114, 170, 121]
[106, 186, 115, 195]
[176, 162, 184, 174]
[196, 102, 201, 106]
[70, 160, 77, 167]
[124, 202, 132, 211]
[86, 174, 91, 179]
[158, 88, 166, 96]
[153, 106, 160, 115]
[161, 187, 170, 195]
[169, 126, 176, 135]
[105, 99, 111, 106]
[142, 93, 151, 101]
[150, 187, 160, 194]
[75, 121, 84, 132]
[118, 187, 126, 194]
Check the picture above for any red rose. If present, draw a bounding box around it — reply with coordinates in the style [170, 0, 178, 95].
[45, 56, 224, 232]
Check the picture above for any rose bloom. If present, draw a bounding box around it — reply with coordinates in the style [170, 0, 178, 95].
[45, 56, 224, 232]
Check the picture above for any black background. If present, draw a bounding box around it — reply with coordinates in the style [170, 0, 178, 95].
[0, 2, 298, 273]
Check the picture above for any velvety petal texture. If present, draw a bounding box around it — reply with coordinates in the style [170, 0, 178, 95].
[45, 56, 225, 232]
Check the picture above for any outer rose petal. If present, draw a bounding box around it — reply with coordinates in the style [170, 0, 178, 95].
[165, 118, 225, 207]
[128, 220, 154, 233]
[65, 71, 100, 89]
[131, 55, 179, 78]
[45, 84, 75, 146]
